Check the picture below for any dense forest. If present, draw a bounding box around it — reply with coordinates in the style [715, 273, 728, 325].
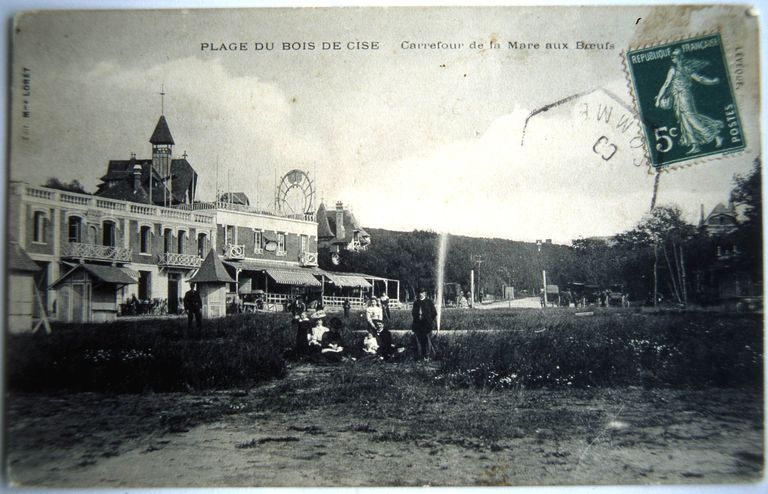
[321, 159, 761, 305]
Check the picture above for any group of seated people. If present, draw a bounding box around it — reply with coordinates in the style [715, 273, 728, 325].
[293, 304, 399, 361]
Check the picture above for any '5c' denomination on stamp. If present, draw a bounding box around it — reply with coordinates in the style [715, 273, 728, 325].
[626, 33, 744, 170]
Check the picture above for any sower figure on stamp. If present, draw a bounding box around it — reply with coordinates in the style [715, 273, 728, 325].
[183, 284, 203, 333]
[655, 48, 724, 154]
[411, 287, 437, 359]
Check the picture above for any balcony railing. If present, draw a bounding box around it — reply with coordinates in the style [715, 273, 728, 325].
[62, 242, 132, 263]
[225, 243, 245, 260]
[299, 251, 318, 267]
[20, 183, 214, 225]
[157, 252, 203, 268]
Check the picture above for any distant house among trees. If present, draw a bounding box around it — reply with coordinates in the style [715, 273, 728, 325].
[699, 202, 738, 236]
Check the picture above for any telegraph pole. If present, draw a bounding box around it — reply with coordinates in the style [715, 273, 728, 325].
[471, 254, 484, 304]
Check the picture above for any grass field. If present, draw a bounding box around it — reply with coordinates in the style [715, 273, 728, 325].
[5, 308, 764, 486]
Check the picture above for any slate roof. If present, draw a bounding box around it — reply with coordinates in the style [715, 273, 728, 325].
[95, 157, 197, 205]
[51, 263, 136, 288]
[8, 242, 40, 273]
[708, 202, 736, 218]
[316, 203, 335, 240]
[189, 249, 236, 284]
[149, 115, 175, 145]
[325, 207, 370, 245]
[219, 192, 250, 206]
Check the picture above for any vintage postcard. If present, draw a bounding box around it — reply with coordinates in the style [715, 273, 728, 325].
[4, 5, 764, 489]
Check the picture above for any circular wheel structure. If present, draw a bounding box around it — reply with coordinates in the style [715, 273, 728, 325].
[276, 169, 315, 217]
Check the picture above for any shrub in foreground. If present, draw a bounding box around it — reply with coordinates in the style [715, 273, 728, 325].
[435, 311, 763, 389]
[7, 313, 293, 392]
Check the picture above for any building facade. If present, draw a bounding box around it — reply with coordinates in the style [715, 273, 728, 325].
[8, 113, 399, 323]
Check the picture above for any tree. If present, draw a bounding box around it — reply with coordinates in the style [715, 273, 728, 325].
[730, 157, 762, 265]
[618, 205, 696, 306]
[43, 177, 88, 194]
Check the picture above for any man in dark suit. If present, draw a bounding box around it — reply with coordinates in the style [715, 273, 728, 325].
[411, 288, 437, 359]
[183, 284, 203, 332]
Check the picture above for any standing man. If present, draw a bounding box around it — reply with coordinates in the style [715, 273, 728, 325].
[342, 299, 351, 318]
[183, 284, 203, 333]
[291, 295, 307, 322]
[380, 292, 391, 322]
[411, 288, 437, 359]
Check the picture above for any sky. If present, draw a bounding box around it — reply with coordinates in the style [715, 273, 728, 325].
[8, 5, 761, 243]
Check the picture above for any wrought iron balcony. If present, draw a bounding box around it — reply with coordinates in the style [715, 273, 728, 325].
[225, 243, 245, 260]
[62, 242, 132, 263]
[158, 252, 203, 268]
[299, 251, 318, 267]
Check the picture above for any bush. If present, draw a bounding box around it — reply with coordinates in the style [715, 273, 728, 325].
[6, 313, 293, 392]
[434, 310, 763, 390]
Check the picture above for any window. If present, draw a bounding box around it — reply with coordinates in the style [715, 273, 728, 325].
[253, 230, 263, 253]
[140, 225, 152, 254]
[277, 232, 286, 255]
[102, 221, 116, 247]
[300, 235, 307, 253]
[197, 233, 207, 258]
[33, 211, 47, 243]
[178, 231, 186, 254]
[67, 216, 82, 243]
[163, 228, 173, 254]
[225, 225, 236, 245]
[138, 271, 151, 300]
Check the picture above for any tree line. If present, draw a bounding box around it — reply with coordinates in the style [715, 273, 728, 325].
[321, 159, 761, 305]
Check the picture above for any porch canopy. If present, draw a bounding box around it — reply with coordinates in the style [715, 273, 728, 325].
[265, 268, 321, 287]
[323, 272, 372, 288]
[224, 260, 321, 287]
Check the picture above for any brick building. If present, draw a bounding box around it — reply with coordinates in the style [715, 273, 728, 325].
[8, 112, 399, 322]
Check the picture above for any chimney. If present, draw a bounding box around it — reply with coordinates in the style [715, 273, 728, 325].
[699, 204, 705, 226]
[133, 164, 142, 193]
[545, 239, 552, 244]
[335, 201, 345, 241]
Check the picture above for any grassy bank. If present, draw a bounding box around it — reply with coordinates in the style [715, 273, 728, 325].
[6, 309, 762, 393]
[436, 310, 763, 389]
[7, 313, 293, 392]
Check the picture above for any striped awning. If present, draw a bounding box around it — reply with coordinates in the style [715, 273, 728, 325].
[265, 268, 321, 287]
[324, 273, 372, 288]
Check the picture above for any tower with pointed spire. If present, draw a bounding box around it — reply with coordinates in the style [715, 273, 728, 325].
[150, 87, 175, 206]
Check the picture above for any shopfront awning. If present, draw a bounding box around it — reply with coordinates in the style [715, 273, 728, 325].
[323, 273, 372, 288]
[265, 268, 321, 287]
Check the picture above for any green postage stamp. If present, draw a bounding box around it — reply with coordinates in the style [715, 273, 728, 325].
[626, 34, 745, 170]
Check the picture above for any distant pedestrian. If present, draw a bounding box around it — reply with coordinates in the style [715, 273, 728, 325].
[365, 298, 383, 333]
[295, 312, 311, 356]
[342, 299, 351, 318]
[379, 293, 391, 321]
[183, 284, 203, 332]
[411, 288, 437, 359]
[291, 295, 307, 323]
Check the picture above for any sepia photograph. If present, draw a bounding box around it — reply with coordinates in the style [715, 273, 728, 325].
[2, 3, 764, 489]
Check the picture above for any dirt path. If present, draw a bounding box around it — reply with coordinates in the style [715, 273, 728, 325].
[6, 362, 764, 487]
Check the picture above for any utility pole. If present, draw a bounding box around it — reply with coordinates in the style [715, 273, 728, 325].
[471, 254, 484, 304]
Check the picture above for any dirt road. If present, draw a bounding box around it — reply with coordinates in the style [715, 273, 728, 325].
[6, 362, 764, 487]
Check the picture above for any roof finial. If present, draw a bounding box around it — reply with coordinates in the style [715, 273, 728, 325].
[182, 150, 188, 159]
[160, 84, 166, 115]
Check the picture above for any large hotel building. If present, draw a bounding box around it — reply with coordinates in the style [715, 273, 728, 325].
[8, 113, 399, 326]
